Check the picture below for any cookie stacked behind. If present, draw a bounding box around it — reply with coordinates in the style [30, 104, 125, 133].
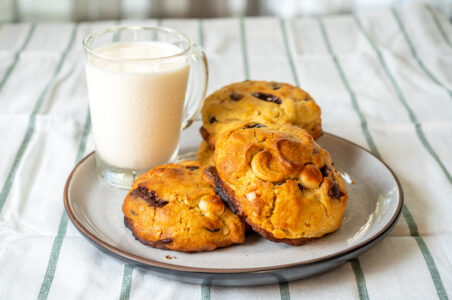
[197, 80, 322, 165]
[205, 124, 348, 244]
[122, 161, 245, 252]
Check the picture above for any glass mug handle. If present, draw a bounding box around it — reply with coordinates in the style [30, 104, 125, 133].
[182, 43, 209, 129]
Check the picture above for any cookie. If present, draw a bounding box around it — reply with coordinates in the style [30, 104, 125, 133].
[196, 140, 215, 166]
[122, 161, 245, 252]
[209, 123, 347, 245]
[200, 80, 322, 148]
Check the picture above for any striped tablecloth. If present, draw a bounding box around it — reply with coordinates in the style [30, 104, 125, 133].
[1, 2, 451, 299]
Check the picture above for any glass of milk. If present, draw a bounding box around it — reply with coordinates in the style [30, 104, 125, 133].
[83, 26, 208, 189]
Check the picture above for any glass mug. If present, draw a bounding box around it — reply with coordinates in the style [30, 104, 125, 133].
[83, 26, 208, 189]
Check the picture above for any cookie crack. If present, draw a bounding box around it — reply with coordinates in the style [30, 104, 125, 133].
[317, 193, 329, 217]
[267, 191, 278, 230]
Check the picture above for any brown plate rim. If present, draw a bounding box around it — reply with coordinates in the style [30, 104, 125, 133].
[64, 132, 404, 274]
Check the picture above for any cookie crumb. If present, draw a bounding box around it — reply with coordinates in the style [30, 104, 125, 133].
[165, 255, 177, 260]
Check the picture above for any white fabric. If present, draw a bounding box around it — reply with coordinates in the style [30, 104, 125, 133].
[0, 3, 451, 299]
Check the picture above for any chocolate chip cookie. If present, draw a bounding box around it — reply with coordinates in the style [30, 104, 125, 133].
[122, 161, 245, 252]
[209, 123, 347, 245]
[200, 80, 322, 148]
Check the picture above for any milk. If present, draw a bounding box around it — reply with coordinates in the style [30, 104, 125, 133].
[85, 42, 190, 170]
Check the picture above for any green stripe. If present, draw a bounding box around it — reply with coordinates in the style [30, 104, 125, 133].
[152, 19, 162, 41]
[401, 203, 420, 236]
[402, 202, 448, 300]
[414, 236, 449, 300]
[426, 4, 452, 49]
[73, 111, 92, 164]
[318, 18, 370, 298]
[354, 15, 449, 299]
[37, 110, 91, 300]
[119, 264, 134, 300]
[199, 19, 204, 47]
[0, 24, 78, 214]
[318, 18, 379, 157]
[239, 18, 250, 80]
[201, 284, 210, 300]
[113, 20, 121, 42]
[279, 19, 300, 87]
[279, 281, 290, 300]
[350, 259, 369, 300]
[0, 24, 36, 92]
[392, 8, 452, 99]
[354, 15, 452, 184]
[38, 213, 70, 299]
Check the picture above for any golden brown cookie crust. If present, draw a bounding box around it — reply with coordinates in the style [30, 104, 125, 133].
[201, 80, 322, 148]
[196, 140, 215, 166]
[212, 124, 347, 245]
[122, 161, 245, 252]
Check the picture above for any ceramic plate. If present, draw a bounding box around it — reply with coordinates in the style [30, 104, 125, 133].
[64, 124, 403, 286]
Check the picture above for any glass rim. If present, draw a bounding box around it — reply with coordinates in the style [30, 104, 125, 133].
[82, 26, 193, 62]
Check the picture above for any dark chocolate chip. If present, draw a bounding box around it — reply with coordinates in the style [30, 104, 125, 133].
[244, 123, 266, 129]
[320, 165, 331, 177]
[209, 116, 217, 123]
[230, 92, 244, 101]
[251, 92, 282, 104]
[204, 227, 220, 233]
[328, 183, 343, 199]
[186, 165, 200, 171]
[158, 238, 173, 244]
[130, 186, 169, 208]
[203, 166, 217, 185]
[271, 83, 282, 90]
[298, 183, 303, 192]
